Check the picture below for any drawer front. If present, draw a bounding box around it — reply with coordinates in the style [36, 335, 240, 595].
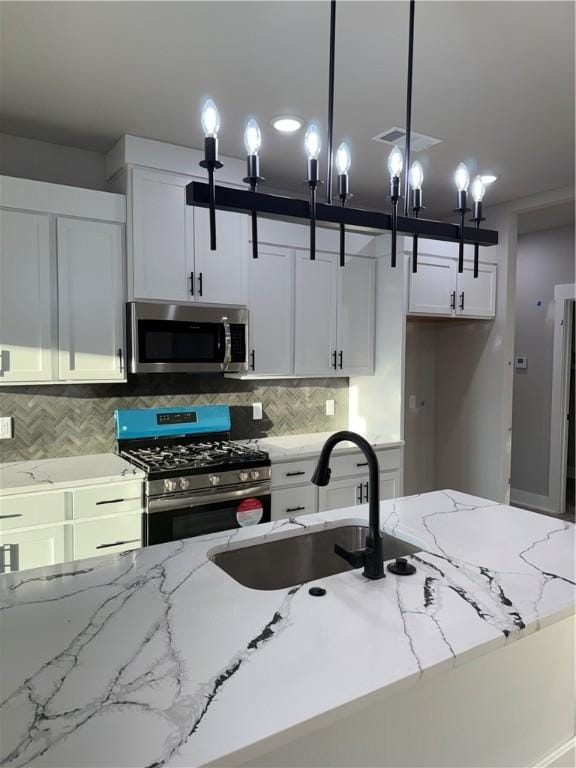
[73, 481, 144, 520]
[0, 491, 68, 532]
[73, 513, 142, 560]
[272, 485, 318, 521]
[271, 459, 316, 489]
[330, 448, 401, 479]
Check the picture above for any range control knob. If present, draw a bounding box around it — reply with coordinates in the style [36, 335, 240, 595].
[238, 471, 249, 482]
[179, 478, 190, 491]
[164, 479, 177, 492]
[209, 474, 221, 486]
[250, 470, 260, 481]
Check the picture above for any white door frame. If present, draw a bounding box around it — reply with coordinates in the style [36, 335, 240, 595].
[548, 284, 575, 515]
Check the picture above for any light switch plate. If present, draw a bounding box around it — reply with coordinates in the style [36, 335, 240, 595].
[408, 395, 417, 411]
[252, 402, 263, 420]
[325, 399, 335, 416]
[0, 416, 14, 439]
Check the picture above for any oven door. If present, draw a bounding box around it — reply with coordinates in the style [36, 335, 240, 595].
[129, 302, 248, 374]
[146, 484, 271, 546]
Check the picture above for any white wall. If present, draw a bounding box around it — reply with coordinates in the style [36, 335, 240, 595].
[0, 133, 107, 190]
[511, 224, 575, 500]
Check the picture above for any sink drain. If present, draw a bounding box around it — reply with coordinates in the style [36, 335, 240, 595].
[308, 587, 327, 597]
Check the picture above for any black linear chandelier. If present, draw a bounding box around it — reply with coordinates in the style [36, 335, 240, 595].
[189, 0, 498, 275]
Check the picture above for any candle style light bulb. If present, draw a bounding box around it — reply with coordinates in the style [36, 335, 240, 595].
[304, 124, 321, 160]
[409, 161, 424, 190]
[388, 146, 403, 178]
[244, 118, 261, 157]
[201, 99, 220, 138]
[454, 162, 470, 192]
[471, 175, 486, 203]
[335, 142, 351, 175]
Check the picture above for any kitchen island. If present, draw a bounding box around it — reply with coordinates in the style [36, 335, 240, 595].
[0, 490, 574, 767]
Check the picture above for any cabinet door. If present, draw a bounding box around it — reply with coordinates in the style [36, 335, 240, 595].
[318, 477, 366, 512]
[0, 209, 54, 382]
[408, 254, 457, 316]
[57, 218, 126, 381]
[377, 470, 401, 501]
[456, 262, 497, 318]
[0, 525, 67, 574]
[73, 513, 142, 561]
[131, 168, 190, 302]
[294, 250, 338, 375]
[192, 208, 248, 305]
[337, 255, 375, 375]
[247, 245, 293, 374]
[271, 485, 318, 521]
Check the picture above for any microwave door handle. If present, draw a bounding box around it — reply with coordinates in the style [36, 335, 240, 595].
[221, 316, 232, 371]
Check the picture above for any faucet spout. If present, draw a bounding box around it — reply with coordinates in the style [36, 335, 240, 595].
[311, 431, 384, 580]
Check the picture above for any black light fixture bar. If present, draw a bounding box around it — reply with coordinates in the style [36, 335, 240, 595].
[186, 181, 498, 246]
[403, 0, 416, 217]
[325, 0, 337, 204]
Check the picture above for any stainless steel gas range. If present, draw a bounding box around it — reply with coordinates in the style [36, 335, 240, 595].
[115, 405, 271, 546]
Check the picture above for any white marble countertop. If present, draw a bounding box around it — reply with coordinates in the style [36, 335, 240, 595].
[0, 454, 144, 496]
[0, 490, 573, 767]
[241, 431, 404, 462]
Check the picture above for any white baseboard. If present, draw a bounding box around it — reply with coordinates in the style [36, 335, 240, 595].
[510, 488, 556, 515]
[533, 736, 576, 767]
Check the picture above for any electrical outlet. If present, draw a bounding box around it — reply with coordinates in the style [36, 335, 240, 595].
[252, 402, 263, 420]
[0, 417, 14, 439]
[325, 399, 335, 416]
[515, 355, 528, 370]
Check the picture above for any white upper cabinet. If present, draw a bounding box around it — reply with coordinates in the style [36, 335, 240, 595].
[408, 254, 457, 316]
[455, 261, 497, 318]
[57, 218, 126, 381]
[294, 250, 339, 375]
[337, 256, 376, 375]
[131, 168, 190, 302]
[191, 208, 248, 305]
[247, 244, 294, 374]
[0, 209, 54, 382]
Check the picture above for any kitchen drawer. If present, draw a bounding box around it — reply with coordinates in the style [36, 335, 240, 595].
[73, 512, 142, 560]
[271, 485, 318, 521]
[329, 448, 401, 479]
[0, 491, 69, 532]
[271, 459, 316, 489]
[73, 481, 144, 520]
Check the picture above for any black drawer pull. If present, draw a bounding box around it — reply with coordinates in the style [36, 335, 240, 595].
[286, 506, 306, 513]
[338, 350, 343, 370]
[459, 291, 465, 311]
[96, 538, 140, 550]
[189, 271, 194, 295]
[285, 471, 305, 477]
[356, 484, 363, 503]
[332, 350, 337, 370]
[96, 498, 126, 506]
[364, 482, 369, 503]
[450, 291, 456, 311]
[0, 514, 23, 520]
[356, 461, 368, 467]
[250, 349, 255, 371]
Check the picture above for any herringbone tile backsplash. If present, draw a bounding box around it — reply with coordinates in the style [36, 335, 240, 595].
[0, 376, 348, 462]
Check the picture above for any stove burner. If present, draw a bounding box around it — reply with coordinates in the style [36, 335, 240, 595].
[120, 440, 267, 474]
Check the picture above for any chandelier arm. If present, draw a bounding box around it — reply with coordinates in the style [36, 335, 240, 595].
[403, 0, 416, 217]
[326, 0, 337, 204]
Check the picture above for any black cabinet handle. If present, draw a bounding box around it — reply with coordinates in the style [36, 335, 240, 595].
[450, 291, 456, 311]
[198, 272, 203, 297]
[117, 348, 124, 373]
[285, 471, 306, 477]
[286, 506, 306, 513]
[356, 461, 368, 467]
[459, 292, 465, 311]
[189, 271, 194, 295]
[356, 483, 363, 503]
[0, 514, 23, 520]
[96, 498, 126, 506]
[364, 482, 369, 503]
[338, 350, 343, 370]
[96, 538, 140, 550]
[332, 350, 337, 370]
[250, 350, 255, 371]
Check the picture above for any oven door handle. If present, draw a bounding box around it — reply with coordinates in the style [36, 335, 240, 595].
[221, 316, 232, 371]
[147, 483, 270, 513]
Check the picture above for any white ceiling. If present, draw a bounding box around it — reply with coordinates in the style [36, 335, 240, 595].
[1, 1, 574, 216]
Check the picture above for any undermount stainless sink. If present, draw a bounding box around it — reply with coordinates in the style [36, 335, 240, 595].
[211, 524, 421, 590]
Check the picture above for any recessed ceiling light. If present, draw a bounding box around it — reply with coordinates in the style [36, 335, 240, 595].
[271, 116, 303, 133]
[480, 174, 497, 185]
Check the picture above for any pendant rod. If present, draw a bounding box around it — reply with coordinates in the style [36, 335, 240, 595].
[326, 0, 337, 204]
[403, 0, 416, 217]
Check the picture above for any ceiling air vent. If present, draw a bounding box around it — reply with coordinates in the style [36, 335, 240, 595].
[372, 127, 442, 152]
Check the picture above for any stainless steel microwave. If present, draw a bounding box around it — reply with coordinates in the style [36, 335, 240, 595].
[128, 302, 249, 374]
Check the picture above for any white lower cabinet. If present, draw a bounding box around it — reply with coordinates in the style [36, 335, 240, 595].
[73, 513, 142, 560]
[318, 476, 367, 512]
[0, 524, 68, 575]
[271, 485, 318, 521]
